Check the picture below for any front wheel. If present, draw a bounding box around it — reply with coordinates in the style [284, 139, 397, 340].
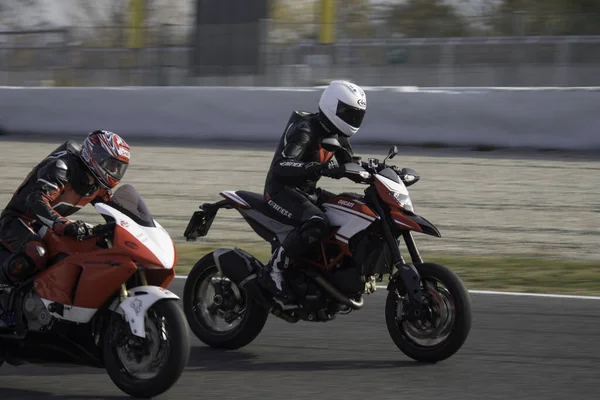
[103, 300, 190, 398]
[386, 262, 472, 363]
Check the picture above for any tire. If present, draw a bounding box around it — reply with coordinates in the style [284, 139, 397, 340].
[103, 299, 190, 398]
[183, 252, 269, 350]
[386, 262, 472, 363]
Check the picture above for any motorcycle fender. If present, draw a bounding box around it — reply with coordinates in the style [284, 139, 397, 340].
[110, 285, 180, 338]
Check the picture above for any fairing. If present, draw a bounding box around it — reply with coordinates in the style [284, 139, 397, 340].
[323, 196, 378, 246]
[94, 191, 175, 269]
[374, 173, 414, 213]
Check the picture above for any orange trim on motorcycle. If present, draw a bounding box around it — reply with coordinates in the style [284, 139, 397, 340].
[392, 210, 441, 238]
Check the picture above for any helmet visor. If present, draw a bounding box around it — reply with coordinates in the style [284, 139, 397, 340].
[100, 157, 128, 181]
[336, 100, 366, 128]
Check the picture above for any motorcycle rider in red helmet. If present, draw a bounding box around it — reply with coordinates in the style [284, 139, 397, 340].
[0, 130, 131, 326]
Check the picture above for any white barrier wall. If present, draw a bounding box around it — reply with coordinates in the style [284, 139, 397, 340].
[1, 86, 599, 150]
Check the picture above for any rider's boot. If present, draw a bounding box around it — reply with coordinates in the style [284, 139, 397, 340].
[0, 270, 14, 329]
[0, 255, 22, 329]
[258, 246, 300, 311]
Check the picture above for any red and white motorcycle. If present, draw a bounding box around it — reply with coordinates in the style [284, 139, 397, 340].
[183, 146, 471, 362]
[0, 184, 190, 398]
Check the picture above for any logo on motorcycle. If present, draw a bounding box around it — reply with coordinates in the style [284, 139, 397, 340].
[119, 220, 129, 228]
[338, 199, 355, 208]
[131, 298, 143, 316]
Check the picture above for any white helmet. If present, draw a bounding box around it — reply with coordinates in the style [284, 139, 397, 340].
[318, 80, 367, 137]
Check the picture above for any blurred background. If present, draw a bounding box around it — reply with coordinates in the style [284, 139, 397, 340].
[1, 0, 600, 88]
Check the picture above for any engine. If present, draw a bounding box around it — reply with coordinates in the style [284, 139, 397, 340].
[327, 260, 367, 295]
[22, 290, 54, 331]
[352, 233, 393, 277]
[282, 239, 387, 321]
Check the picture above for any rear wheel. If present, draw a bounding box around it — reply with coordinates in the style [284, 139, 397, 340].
[386, 262, 471, 363]
[103, 300, 190, 398]
[183, 252, 269, 349]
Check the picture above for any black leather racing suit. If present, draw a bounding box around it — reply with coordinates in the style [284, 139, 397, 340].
[263, 111, 355, 258]
[0, 140, 111, 285]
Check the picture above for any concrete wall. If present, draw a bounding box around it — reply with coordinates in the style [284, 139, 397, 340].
[1, 86, 599, 151]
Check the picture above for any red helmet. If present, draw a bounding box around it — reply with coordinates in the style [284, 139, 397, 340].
[80, 130, 130, 189]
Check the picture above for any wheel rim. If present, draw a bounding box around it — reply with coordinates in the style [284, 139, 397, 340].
[191, 265, 247, 334]
[113, 307, 172, 380]
[394, 277, 456, 348]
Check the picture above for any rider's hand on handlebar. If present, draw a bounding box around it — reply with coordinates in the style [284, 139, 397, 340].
[63, 220, 94, 241]
[320, 164, 345, 179]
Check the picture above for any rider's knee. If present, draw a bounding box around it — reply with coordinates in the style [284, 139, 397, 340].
[2, 241, 47, 283]
[24, 240, 48, 271]
[299, 215, 330, 246]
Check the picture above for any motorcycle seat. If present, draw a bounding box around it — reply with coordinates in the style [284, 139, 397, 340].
[235, 190, 301, 227]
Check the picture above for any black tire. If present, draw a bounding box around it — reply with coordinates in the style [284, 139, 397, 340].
[386, 262, 472, 363]
[103, 299, 190, 398]
[183, 252, 269, 350]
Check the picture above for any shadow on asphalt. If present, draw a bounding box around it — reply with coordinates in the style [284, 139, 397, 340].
[1, 388, 129, 400]
[185, 345, 427, 371]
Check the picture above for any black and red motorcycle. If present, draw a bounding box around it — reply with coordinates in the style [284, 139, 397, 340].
[183, 145, 471, 362]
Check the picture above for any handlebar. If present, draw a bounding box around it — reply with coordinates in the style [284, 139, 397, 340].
[75, 221, 116, 241]
[93, 221, 116, 238]
[335, 161, 419, 187]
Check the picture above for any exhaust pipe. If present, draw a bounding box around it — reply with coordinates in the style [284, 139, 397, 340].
[212, 248, 300, 323]
[311, 275, 364, 310]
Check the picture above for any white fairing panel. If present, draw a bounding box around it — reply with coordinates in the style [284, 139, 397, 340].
[94, 203, 176, 269]
[375, 174, 414, 212]
[323, 204, 376, 243]
[39, 299, 98, 323]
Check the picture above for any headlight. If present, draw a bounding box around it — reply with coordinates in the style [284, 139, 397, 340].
[392, 191, 414, 212]
[402, 197, 414, 212]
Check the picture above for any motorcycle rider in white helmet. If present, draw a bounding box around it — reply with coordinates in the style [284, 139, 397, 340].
[259, 80, 367, 310]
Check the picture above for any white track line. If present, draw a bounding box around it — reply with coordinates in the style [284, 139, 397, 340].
[172, 276, 600, 300]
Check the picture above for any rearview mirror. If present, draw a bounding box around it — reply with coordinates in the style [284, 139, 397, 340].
[383, 145, 399, 164]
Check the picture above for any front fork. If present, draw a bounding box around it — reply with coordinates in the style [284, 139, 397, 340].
[370, 194, 425, 309]
[112, 270, 148, 345]
[119, 269, 149, 302]
[393, 231, 425, 309]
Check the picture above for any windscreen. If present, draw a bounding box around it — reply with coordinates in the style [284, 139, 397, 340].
[379, 167, 401, 184]
[109, 184, 155, 227]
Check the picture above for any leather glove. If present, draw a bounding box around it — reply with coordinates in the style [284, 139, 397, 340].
[320, 164, 345, 179]
[57, 220, 93, 240]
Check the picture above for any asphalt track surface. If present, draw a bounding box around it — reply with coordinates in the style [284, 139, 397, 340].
[0, 138, 599, 399]
[1, 279, 600, 400]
